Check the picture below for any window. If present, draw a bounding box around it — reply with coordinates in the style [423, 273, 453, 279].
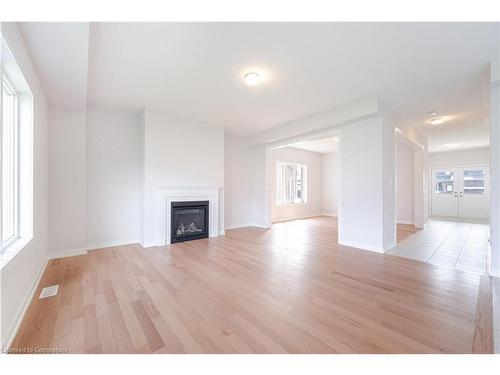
[276, 162, 307, 205]
[435, 171, 454, 194]
[2, 75, 19, 248]
[463, 169, 486, 195]
[1, 36, 33, 261]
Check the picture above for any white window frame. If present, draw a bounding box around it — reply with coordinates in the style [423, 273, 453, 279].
[276, 161, 307, 205]
[1, 35, 34, 266]
[1, 74, 20, 249]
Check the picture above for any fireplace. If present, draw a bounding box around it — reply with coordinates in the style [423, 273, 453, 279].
[170, 201, 209, 244]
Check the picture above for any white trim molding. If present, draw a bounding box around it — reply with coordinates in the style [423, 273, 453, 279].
[322, 213, 338, 218]
[47, 247, 87, 260]
[3, 255, 48, 350]
[338, 239, 394, 254]
[86, 238, 140, 252]
[397, 218, 415, 225]
[272, 213, 324, 224]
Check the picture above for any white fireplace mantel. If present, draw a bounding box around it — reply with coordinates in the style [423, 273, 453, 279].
[155, 186, 222, 246]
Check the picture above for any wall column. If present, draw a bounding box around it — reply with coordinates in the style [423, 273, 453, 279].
[414, 147, 425, 229]
[490, 58, 500, 277]
[250, 144, 272, 228]
[339, 116, 396, 252]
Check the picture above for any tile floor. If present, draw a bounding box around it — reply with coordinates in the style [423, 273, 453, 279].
[389, 220, 489, 275]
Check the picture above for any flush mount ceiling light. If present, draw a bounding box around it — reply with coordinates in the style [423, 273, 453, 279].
[429, 117, 445, 125]
[426, 111, 438, 118]
[443, 142, 461, 148]
[244, 72, 260, 86]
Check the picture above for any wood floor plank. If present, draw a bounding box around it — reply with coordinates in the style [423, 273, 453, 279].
[472, 275, 494, 353]
[130, 299, 165, 352]
[9, 217, 489, 353]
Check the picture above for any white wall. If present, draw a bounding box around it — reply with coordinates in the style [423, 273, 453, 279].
[322, 151, 339, 216]
[142, 109, 224, 246]
[382, 115, 396, 247]
[224, 131, 252, 228]
[48, 108, 87, 255]
[490, 57, 500, 277]
[269, 147, 323, 222]
[428, 147, 490, 168]
[0, 23, 49, 347]
[87, 104, 142, 247]
[339, 116, 396, 252]
[396, 140, 415, 224]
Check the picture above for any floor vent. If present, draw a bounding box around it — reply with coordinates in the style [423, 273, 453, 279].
[39, 285, 59, 299]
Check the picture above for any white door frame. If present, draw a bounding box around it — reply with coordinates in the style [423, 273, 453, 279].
[429, 164, 490, 222]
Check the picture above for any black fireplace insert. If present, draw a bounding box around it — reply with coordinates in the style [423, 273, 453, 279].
[171, 201, 209, 243]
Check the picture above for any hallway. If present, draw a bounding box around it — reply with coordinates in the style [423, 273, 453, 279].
[389, 220, 489, 274]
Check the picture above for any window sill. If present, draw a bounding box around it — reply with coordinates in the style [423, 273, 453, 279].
[0, 237, 32, 270]
[276, 202, 308, 206]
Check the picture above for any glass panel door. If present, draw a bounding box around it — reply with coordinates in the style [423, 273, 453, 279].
[435, 170, 455, 194]
[431, 168, 458, 217]
[462, 169, 485, 195]
[458, 166, 489, 220]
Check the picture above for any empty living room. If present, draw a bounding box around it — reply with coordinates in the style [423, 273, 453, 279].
[2, 0, 500, 373]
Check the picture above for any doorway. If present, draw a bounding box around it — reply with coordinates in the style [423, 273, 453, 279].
[431, 165, 489, 221]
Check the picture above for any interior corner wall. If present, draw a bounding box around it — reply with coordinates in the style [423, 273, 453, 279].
[142, 109, 225, 246]
[269, 147, 323, 222]
[322, 151, 339, 217]
[48, 108, 87, 255]
[86, 104, 142, 248]
[224, 131, 252, 229]
[0, 22, 49, 348]
[396, 140, 415, 224]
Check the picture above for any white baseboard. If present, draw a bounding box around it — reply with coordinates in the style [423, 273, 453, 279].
[47, 239, 141, 260]
[397, 219, 415, 225]
[225, 222, 272, 230]
[250, 223, 270, 229]
[339, 239, 395, 254]
[4, 255, 48, 349]
[338, 239, 386, 253]
[225, 223, 255, 230]
[86, 238, 140, 251]
[140, 241, 157, 248]
[272, 213, 324, 223]
[322, 213, 338, 218]
[218, 230, 226, 236]
[47, 247, 88, 260]
[227, 215, 336, 229]
[383, 242, 396, 252]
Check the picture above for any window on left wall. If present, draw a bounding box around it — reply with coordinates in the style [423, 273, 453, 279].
[2, 75, 19, 248]
[1, 36, 34, 262]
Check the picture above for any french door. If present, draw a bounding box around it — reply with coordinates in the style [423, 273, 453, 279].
[431, 165, 489, 220]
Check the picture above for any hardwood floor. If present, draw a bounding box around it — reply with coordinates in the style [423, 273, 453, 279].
[396, 223, 420, 243]
[10, 217, 493, 353]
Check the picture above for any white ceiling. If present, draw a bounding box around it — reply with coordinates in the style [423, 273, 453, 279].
[287, 136, 339, 154]
[423, 110, 490, 153]
[18, 22, 499, 151]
